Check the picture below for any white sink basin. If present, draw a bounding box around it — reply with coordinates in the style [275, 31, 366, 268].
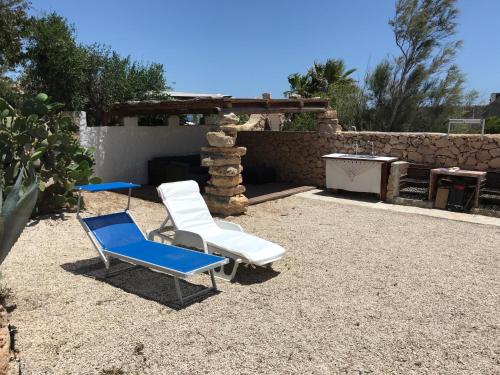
[322, 153, 398, 162]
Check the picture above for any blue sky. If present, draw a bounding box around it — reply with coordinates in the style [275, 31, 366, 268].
[29, 0, 499, 102]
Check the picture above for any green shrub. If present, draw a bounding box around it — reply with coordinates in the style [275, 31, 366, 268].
[0, 93, 100, 214]
[485, 117, 500, 134]
[282, 113, 318, 131]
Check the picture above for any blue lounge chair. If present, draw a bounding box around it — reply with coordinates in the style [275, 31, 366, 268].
[75, 182, 228, 306]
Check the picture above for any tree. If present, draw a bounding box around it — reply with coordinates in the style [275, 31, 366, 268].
[365, 0, 469, 131]
[22, 13, 88, 110]
[22, 14, 168, 124]
[0, 0, 29, 73]
[284, 59, 357, 98]
[82, 44, 167, 125]
[308, 59, 356, 94]
[0, 0, 30, 102]
[284, 59, 362, 131]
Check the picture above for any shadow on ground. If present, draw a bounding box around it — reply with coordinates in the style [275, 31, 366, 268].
[231, 264, 280, 285]
[60, 257, 218, 310]
[27, 212, 68, 227]
[61, 257, 280, 308]
[311, 189, 382, 203]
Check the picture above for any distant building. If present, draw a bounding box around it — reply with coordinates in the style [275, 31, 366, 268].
[490, 93, 500, 104]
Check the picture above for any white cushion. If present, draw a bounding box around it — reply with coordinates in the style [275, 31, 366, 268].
[158, 180, 216, 231]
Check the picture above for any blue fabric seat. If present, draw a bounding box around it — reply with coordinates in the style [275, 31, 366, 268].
[82, 212, 225, 276]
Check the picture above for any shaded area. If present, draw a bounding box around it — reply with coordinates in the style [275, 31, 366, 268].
[60, 257, 217, 310]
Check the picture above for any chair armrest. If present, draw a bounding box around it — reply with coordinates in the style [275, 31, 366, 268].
[173, 230, 209, 253]
[215, 221, 244, 232]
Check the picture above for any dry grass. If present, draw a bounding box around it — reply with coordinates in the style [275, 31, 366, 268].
[2, 191, 499, 374]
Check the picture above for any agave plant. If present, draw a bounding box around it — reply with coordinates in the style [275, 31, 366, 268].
[0, 169, 38, 266]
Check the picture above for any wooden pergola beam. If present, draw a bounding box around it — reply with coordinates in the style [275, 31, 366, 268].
[105, 97, 329, 119]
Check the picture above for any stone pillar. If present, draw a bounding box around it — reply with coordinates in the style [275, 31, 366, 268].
[201, 113, 249, 216]
[386, 161, 409, 202]
[317, 109, 342, 134]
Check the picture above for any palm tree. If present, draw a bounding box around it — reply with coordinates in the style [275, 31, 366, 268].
[309, 59, 357, 93]
[285, 59, 357, 98]
[284, 73, 313, 98]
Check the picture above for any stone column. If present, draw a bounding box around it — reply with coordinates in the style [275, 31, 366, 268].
[317, 109, 342, 134]
[201, 113, 249, 216]
[386, 161, 409, 202]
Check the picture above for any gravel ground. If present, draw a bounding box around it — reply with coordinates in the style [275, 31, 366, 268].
[3, 192, 499, 374]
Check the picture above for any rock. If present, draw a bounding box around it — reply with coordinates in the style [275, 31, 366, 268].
[209, 165, 243, 177]
[476, 150, 491, 162]
[206, 132, 236, 148]
[390, 149, 404, 158]
[201, 146, 247, 156]
[489, 148, 500, 158]
[318, 109, 337, 119]
[435, 148, 454, 158]
[220, 124, 239, 137]
[489, 157, 500, 169]
[407, 151, 423, 163]
[218, 113, 239, 125]
[201, 154, 241, 167]
[423, 154, 435, 164]
[209, 174, 243, 188]
[205, 184, 245, 196]
[481, 143, 497, 150]
[476, 163, 488, 171]
[434, 137, 450, 148]
[204, 194, 248, 216]
[318, 123, 334, 134]
[465, 157, 477, 167]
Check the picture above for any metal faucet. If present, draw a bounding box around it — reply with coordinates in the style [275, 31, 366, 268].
[353, 141, 359, 155]
[368, 141, 375, 156]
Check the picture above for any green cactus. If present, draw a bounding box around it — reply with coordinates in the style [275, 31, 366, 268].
[0, 169, 38, 265]
[0, 93, 101, 214]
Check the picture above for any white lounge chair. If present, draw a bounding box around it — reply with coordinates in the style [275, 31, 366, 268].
[148, 180, 286, 281]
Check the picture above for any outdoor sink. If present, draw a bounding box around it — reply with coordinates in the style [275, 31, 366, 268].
[322, 153, 397, 162]
[322, 153, 399, 200]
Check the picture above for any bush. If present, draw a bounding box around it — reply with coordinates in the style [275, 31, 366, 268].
[485, 117, 500, 134]
[0, 93, 100, 214]
[282, 113, 317, 131]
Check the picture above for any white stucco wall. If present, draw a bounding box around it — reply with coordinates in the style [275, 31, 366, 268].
[79, 113, 209, 183]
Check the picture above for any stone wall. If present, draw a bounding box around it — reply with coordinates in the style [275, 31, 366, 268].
[237, 131, 500, 187]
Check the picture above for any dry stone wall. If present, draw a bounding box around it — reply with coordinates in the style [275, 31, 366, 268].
[237, 131, 500, 187]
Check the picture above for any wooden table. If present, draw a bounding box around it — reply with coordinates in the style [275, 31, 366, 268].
[428, 168, 487, 208]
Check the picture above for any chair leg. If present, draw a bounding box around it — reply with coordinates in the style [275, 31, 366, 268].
[209, 270, 218, 291]
[173, 277, 184, 306]
[213, 259, 242, 281]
